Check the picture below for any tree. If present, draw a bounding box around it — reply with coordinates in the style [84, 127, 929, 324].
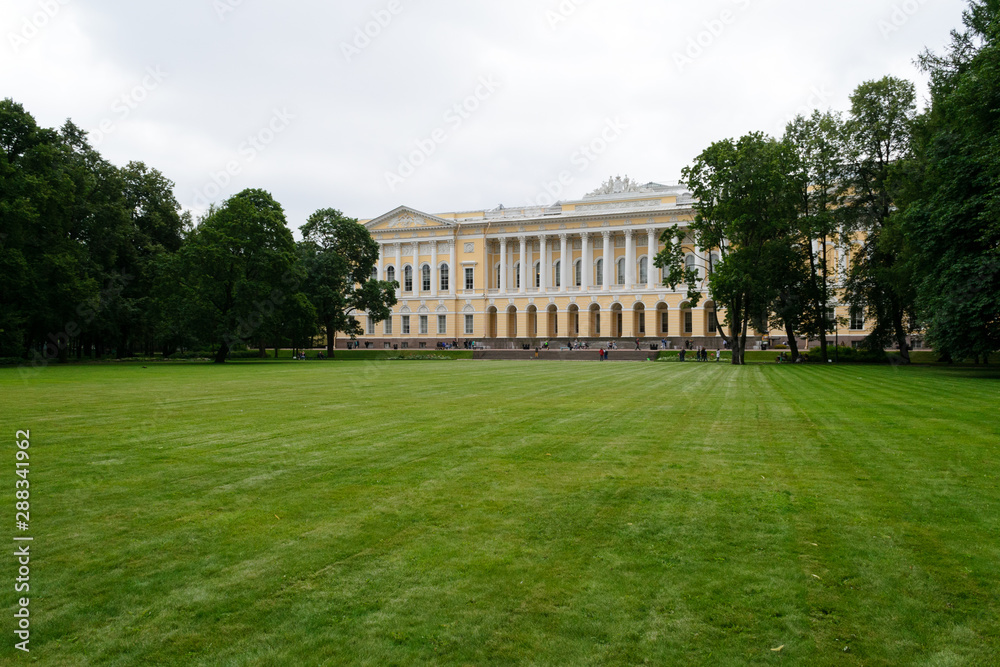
[902, 0, 1000, 361]
[783, 111, 847, 362]
[657, 132, 800, 365]
[172, 189, 298, 363]
[841, 77, 919, 363]
[299, 208, 397, 357]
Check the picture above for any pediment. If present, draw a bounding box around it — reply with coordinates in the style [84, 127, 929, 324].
[364, 206, 454, 232]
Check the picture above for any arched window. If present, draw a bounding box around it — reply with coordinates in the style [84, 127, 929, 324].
[439, 263, 449, 292]
[639, 257, 648, 284]
[421, 265, 431, 292]
[685, 254, 697, 280]
[514, 262, 521, 289]
[554, 260, 561, 287]
[617, 257, 625, 285]
[574, 259, 582, 286]
[708, 252, 720, 274]
[403, 266, 413, 292]
[386, 266, 396, 284]
[596, 258, 604, 286]
[534, 262, 541, 288]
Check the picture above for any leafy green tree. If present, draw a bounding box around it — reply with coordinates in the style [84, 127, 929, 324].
[300, 208, 397, 357]
[172, 189, 298, 363]
[902, 0, 1000, 361]
[783, 111, 847, 362]
[841, 77, 919, 363]
[657, 132, 800, 364]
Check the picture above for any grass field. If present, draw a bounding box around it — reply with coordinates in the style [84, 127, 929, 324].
[2, 360, 999, 665]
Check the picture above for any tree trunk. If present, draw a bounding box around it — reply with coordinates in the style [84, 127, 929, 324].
[892, 306, 910, 364]
[325, 321, 336, 358]
[214, 340, 229, 364]
[784, 321, 800, 362]
[258, 339, 267, 358]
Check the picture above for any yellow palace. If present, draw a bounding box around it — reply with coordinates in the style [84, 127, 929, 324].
[354, 177, 868, 349]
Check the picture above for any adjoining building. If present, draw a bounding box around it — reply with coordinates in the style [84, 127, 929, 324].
[352, 177, 868, 350]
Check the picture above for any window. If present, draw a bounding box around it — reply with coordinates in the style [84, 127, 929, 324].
[638, 312, 646, 334]
[708, 311, 718, 334]
[437, 315, 447, 335]
[402, 315, 410, 334]
[685, 254, 697, 279]
[370, 267, 377, 281]
[554, 260, 561, 287]
[826, 307, 837, 329]
[421, 265, 431, 292]
[366, 316, 374, 335]
[661, 311, 669, 334]
[709, 252, 720, 274]
[850, 307, 865, 331]
[596, 258, 603, 286]
[440, 264, 449, 292]
[465, 267, 474, 290]
[514, 263, 520, 289]
[684, 310, 693, 334]
[535, 262, 541, 288]
[574, 260, 581, 286]
[386, 266, 396, 284]
[465, 314, 474, 335]
[639, 257, 648, 284]
[384, 316, 393, 335]
[617, 258, 625, 285]
[404, 266, 413, 292]
[496, 264, 501, 290]
[419, 315, 428, 335]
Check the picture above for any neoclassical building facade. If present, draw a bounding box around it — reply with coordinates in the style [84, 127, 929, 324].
[354, 178, 866, 349]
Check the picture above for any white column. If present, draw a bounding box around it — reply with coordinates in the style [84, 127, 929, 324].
[647, 228, 657, 290]
[602, 231, 613, 290]
[499, 239, 507, 295]
[559, 234, 569, 292]
[581, 233, 591, 292]
[430, 241, 438, 297]
[518, 235, 528, 294]
[394, 243, 402, 296]
[625, 229, 635, 287]
[540, 235, 549, 292]
[448, 239, 457, 296]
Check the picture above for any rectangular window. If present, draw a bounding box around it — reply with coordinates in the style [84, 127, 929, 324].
[661, 312, 669, 334]
[384, 317, 393, 335]
[638, 312, 646, 334]
[850, 307, 865, 330]
[440, 266, 449, 292]
[366, 316, 374, 335]
[402, 315, 410, 335]
[438, 315, 447, 335]
[465, 267, 474, 290]
[708, 312, 717, 334]
[465, 314, 474, 335]
[404, 272, 412, 292]
[419, 315, 428, 335]
[684, 310, 693, 334]
[422, 271, 431, 292]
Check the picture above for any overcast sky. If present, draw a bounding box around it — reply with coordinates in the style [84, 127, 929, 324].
[3, 0, 969, 231]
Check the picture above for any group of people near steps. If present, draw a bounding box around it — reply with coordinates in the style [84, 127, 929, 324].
[678, 346, 721, 362]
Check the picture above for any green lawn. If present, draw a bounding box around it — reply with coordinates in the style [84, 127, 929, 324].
[2, 361, 999, 665]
